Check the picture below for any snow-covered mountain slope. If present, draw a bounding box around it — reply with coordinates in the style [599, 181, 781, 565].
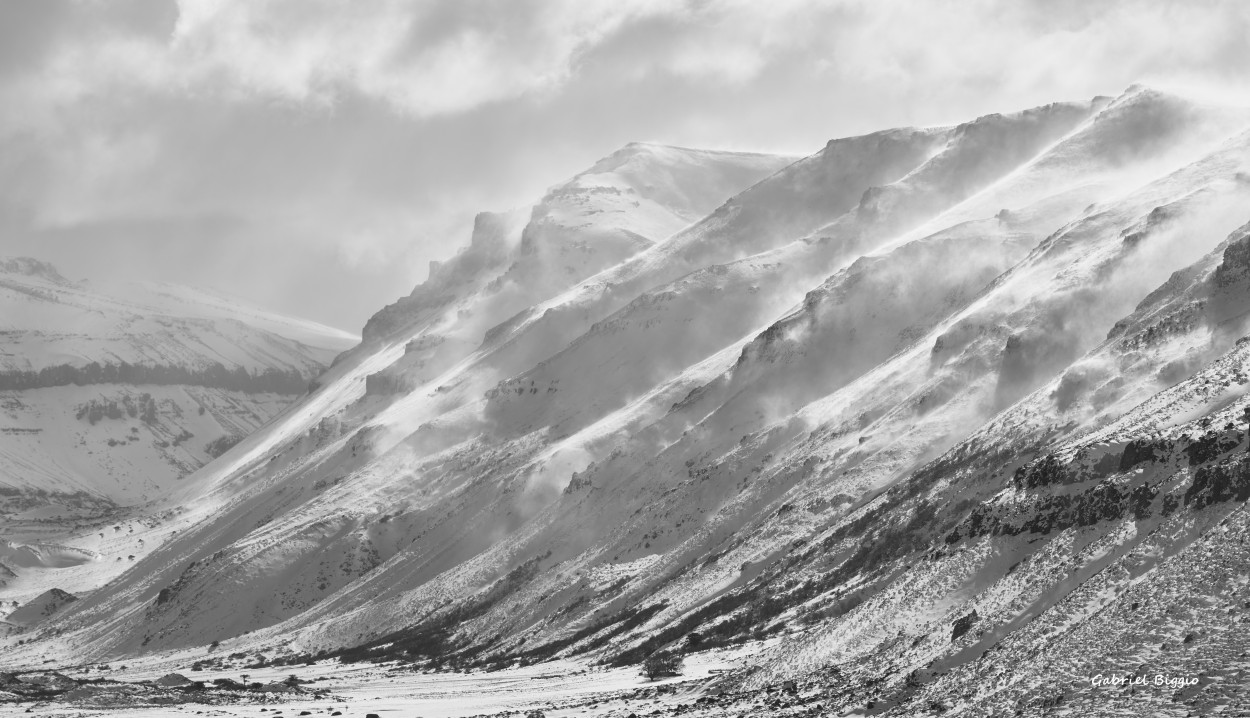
[458, 91, 1237, 455]
[9, 86, 1250, 716]
[361, 99, 1105, 472]
[0, 260, 358, 627]
[0, 258, 358, 505]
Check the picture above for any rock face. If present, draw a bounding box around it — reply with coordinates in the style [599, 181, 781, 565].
[9, 85, 1250, 715]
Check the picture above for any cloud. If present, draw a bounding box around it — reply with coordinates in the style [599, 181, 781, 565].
[8, 0, 1250, 142]
[121, 0, 674, 116]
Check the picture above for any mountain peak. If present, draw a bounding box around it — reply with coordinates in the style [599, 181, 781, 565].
[1102, 81, 1237, 114]
[1093, 83, 1182, 118]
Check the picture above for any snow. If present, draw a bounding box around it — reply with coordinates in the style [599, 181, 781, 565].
[0, 646, 759, 718]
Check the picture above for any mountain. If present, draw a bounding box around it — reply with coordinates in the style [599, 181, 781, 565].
[357, 143, 796, 397]
[6, 85, 1250, 715]
[0, 258, 359, 505]
[0, 260, 357, 621]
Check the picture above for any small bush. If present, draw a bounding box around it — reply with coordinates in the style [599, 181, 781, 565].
[641, 651, 683, 680]
[205, 434, 242, 458]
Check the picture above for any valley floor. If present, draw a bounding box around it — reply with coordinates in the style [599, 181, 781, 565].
[0, 646, 756, 718]
[3, 631, 1241, 718]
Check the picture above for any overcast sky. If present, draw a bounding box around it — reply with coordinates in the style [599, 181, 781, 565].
[1, 0, 1248, 331]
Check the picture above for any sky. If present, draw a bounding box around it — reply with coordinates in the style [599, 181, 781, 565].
[1, 0, 1248, 332]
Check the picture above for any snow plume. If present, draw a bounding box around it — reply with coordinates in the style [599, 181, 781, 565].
[994, 181, 1250, 411]
[1115, 183, 1250, 298]
[716, 224, 1033, 435]
[524, 444, 595, 499]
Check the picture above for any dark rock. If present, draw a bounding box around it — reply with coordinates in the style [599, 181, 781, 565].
[952, 610, 979, 641]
